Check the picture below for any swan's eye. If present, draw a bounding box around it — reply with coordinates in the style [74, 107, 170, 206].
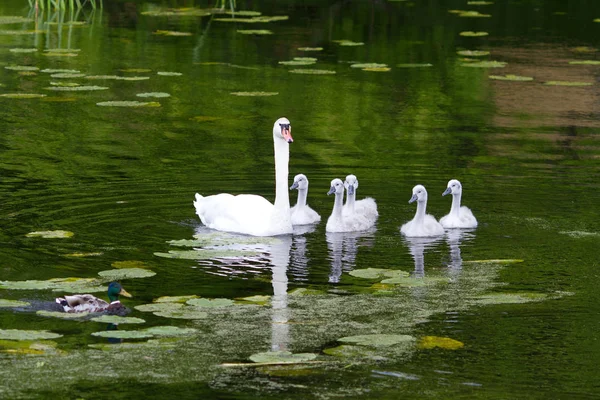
[279, 123, 290, 130]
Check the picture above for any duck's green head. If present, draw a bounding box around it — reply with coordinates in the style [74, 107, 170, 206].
[107, 282, 132, 302]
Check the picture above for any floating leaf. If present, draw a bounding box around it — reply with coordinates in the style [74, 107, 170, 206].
[96, 101, 161, 107]
[215, 16, 288, 23]
[279, 60, 316, 66]
[472, 292, 549, 305]
[97, 268, 156, 280]
[0, 93, 47, 99]
[111, 260, 148, 269]
[570, 46, 597, 54]
[230, 91, 278, 97]
[154, 295, 200, 303]
[559, 230, 599, 238]
[323, 344, 378, 358]
[144, 326, 198, 336]
[91, 330, 154, 339]
[381, 276, 449, 286]
[64, 252, 103, 257]
[457, 11, 491, 17]
[0, 16, 33, 24]
[237, 29, 272, 35]
[85, 75, 149, 81]
[153, 30, 192, 36]
[288, 288, 325, 296]
[0, 277, 102, 292]
[186, 298, 234, 307]
[289, 69, 336, 75]
[157, 71, 182, 76]
[0, 340, 60, 355]
[461, 61, 507, 68]
[0, 30, 42, 35]
[236, 295, 270, 305]
[338, 334, 416, 347]
[568, 60, 600, 65]
[350, 63, 388, 69]
[457, 50, 490, 57]
[459, 31, 489, 37]
[26, 230, 73, 238]
[91, 315, 145, 324]
[45, 86, 109, 91]
[418, 336, 464, 350]
[363, 67, 391, 72]
[349, 268, 410, 280]
[333, 40, 364, 46]
[154, 248, 260, 259]
[43, 52, 78, 57]
[0, 299, 29, 308]
[50, 73, 86, 78]
[0, 329, 62, 341]
[298, 47, 323, 51]
[4, 65, 39, 71]
[544, 81, 593, 86]
[142, 9, 212, 17]
[45, 48, 81, 53]
[9, 48, 37, 53]
[249, 351, 318, 364]
[468, 1, 494, 4]
[120, 68, 152, 73]
[36, 310, 89, 319]
[396, 63, 433, 68]
[153, 308, 208, 319]
[135, 302, 184, 313]
[136, 92, 171, 98]
[489, 74, 533, 81]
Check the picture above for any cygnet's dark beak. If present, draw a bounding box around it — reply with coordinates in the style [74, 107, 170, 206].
[347, 185, 355, 195]
[442, 187, 452, 196]
[408, 194, 418, 203]
[327, 186, 336, 195]
[290, 182, 299, 190]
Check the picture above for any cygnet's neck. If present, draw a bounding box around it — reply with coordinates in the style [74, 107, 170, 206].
[346, 192, 356, 212]
[332, 192, 344, 220]
[296, 188, 308, 208]
[450, 192, 462, 216]
[414, 198, 427, 222]
[273, 137, 290, 210]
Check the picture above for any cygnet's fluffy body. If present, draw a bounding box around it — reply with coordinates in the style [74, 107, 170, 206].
[326, 179, 373, 232]
[439, 179, 478, 229]
[342, 175, 379, 224]
[290, 174, 321, 225]
[400, 184, 445, 237]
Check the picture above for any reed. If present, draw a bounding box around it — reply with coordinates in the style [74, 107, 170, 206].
[29, 0, 103, 10]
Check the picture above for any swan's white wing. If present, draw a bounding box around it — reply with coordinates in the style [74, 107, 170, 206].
[440, 206, 477, 228]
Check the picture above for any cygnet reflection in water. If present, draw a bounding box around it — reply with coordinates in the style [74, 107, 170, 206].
[444, 229, 476, 278]
[402, 236, 444, 278]
[326, 229, 376, 283]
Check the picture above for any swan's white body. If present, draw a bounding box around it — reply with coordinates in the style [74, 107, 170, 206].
[343, 174, 378, 222]
[290, 174, 321, 225]
[400, 184, 445, 237]
[439, 179, 477, 229]
[193, 118, 294, 236]
[326, 179, 373, 232]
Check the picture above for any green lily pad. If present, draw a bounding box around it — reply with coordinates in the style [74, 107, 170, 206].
[111, 260, 147, 269]
[154, 295, 200, 303]
[333, 40, 364, 46]
[0, 329, 62, 341]
[381, 276, 449, 286]
[97, 268, 156, 280]
[45, 86, 109, 91]
[43, 52, 78, 57]
[64, 252, 103, 257]
[91, 315, 146, 324]
[91, 330, 154, 339]
[338, 334, 416, 347]
[0, 16, 33, 24]
[26, 230, 74, 238]
[157, 71, 183, 76]
[349, 268, 410, 280]
[568, 60, 600, 65]
[288, 288, 325, 296]
[145, 326, 198, 336]
[350, 63, 388, 69]
[489, 74, 533, 81]
[142, 9, 212, 17]
[570, 46, 597, 53]
[120, 68, 153, 73]
[135, 303, 184, 313]
[136, 92, 171, 98]
[323, 344, 379, 358]
[4, 65, 38, 71]
[298, 47, 323, 51]
[9, 48, 37, 53]
[0, 277, 102, 292]
[459, 31, 489, 37]
[559, 230, 599, 238]
[215, 16, 288, 23]
[463, 259, 524, 264]
[457, 11, 491, 17]
[0, 93, 47, 99]
[0, 299, 29, 308]
[96, 101, 161, 107]
[0, 340, 60, 355]
[236, 29, 273, 35]
[418, 336, 464, 350]
[289, 69, 336, 75]
[467, 1, 494, 4]
[396, 63, 433, 68]
[154, 248, 260, 259]
[461, 61, 507, 68]
[0, 30, 41, 35]
[249, 351, 318, 364]
[279, 60, 316, 66]
[186, 298, 234, 307]
[472, 292, 549, 305]
[50, 73, 86, 78]
[153, 30, 192, 36]
[544, 81, 593, 86]
[36, 310, 89, 319]
[236, 295, 270, 305]
[457, 50, 490, 57]
[153, 308, 208, 320]
[230, 91, 278, 96]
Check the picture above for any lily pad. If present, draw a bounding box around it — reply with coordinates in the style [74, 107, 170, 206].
[50, 73, 86, 78]
[120, 68, 153, 73]
[396, 63, 433, 68]
[43, 52, 78, 57]
[381, 276, 449, 286]
[237, 29, 273, 35]
[463, 259, 524, 264]
[568, 60, 600, 65]
[570, 46, 597, 53]
[559, 230, 599, 238]
[153, 30, 192, 36]
[136, 92, 171, 98]
[323, 344, 379, 358]
[36, 310, 89, 319]
[459, 31, 489, 37]
[472, 292, 549, 305]
[111, 260, 147, 269]
[5, 65, 39, 71]
[298, 47, 323, 51]
[154, 248, 260, 259]
[64, 252, 103, 257]
[91, 315, 146, 324]
[0, 299, 29, 308]
[9, 48, 37, 53]
[457, 50, 490, 57]
[230, 91, 278, 97]
[249, 351, 318, 364]
[186, 298, 234, 307]
[91, 330, 154, 339]
[0, 30, 42, 35]
[349, 268, 410, 280]
[489, 74, 533, 81]
[145, 326, 198, 336]
[236, 295, 270, 305]
[154, 295, 200, 303]
[215, 16, 288, 23]
[96, 101, 161, 107]
[288, 288, 325, 296]
[544, 81, 593, 86]
[279, 60, 317, 66]
[0, 16, 33, 24]
[289, 69, 336, 75]
[26, 230, 73, 238]
[45, 86, 109, 91]
[0, 340, 60, 355]
[0, 93, 47, 99]
[461, 61, 507, 68]
[142, 9, 212, 17]
[153, 308, 208, 320]
[363, 67, 391, 72]
[418, 336, 464, 350]
[333, 40, 364, 46]
[350, 63, 388, 69]
[0, 329, 62, 341]
[135, 302, 184, 313]
[157, 71, 182, 76]
[457, 11, 491, 17]
[338, 334, 416, 347]
[97, 268, 156, 280]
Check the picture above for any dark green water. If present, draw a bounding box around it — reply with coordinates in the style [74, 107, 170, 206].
[0, 0, 599, 398]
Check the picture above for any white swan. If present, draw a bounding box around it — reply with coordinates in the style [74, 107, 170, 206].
[289, 174, 321, 225]
[193, 118, 294, 236]
[439, 179, 478, 229]
[326, 179, 373, 232]
[400, 184, 445, 237]
[343, 174, 378, 223]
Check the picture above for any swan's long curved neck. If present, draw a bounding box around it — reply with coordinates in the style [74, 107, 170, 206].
[296, 189, 308, 207]
[414, 199, 427, 222]
[450, 193, 462, 216]
[273, 138, 290, 210]
[332, 192, 344, 219]
[346, 192, 356, 212]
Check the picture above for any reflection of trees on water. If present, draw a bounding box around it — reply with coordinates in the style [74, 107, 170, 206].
[326, 229, 376, 283]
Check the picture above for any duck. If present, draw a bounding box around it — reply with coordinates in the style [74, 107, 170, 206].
[343, 174, 378, 223]
[326, 178, 373, 232]
[290, 173, 321, 225]
[55, 281, 132, 313]
[193, 118, 294, 236]
[400, 184, 445, 237]
[439, 179, 478, 229]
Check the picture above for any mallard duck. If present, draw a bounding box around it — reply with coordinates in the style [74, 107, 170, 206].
[55, 282, 132, 313]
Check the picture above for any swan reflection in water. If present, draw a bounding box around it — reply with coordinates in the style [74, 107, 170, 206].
[444, 229, 476, 277]
[326, 229, 376, 283]
[401, 236, 444, 278]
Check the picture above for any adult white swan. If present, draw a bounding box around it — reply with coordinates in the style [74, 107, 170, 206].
[193, 117, 294, 236]
[290, 174, 321, 225]
[343, 174, 378, 223]
[439, 179, 478, 229]
[326, 178, 373, 232]
[400, 184, 445, 237]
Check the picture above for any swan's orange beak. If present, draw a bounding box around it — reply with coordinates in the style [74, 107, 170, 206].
[282, 125, 293, 143]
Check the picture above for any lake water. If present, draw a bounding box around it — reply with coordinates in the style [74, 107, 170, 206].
[0, 1, 599, 398]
